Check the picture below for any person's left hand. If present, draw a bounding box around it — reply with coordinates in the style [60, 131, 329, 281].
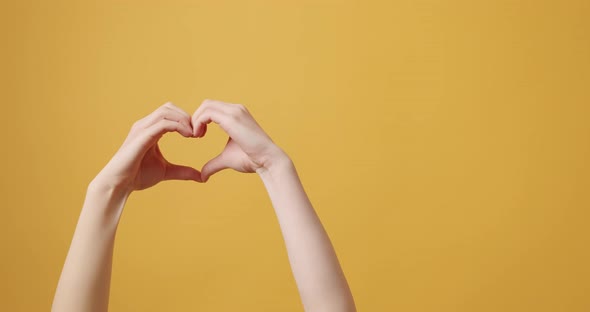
[92, 102, 201, 194]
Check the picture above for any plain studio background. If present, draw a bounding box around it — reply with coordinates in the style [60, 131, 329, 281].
[1, 0, 589, 311]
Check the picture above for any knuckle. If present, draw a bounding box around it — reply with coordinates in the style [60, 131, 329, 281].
[196, 107, 208, 120]
[155, 120, 174, 133]
[232, 104, 247, 119]
[154, 107, 168, 119]
[131, 120, 142, 130]
[229, 111, 240, 122]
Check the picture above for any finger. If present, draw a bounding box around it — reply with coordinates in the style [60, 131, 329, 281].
[164, 162, 202, 182]
[191, 99, 234, 137]
[191, 100, 209, 137]
[200, 122, 208, 138]
[141, 104, 192, 130]
[201, 153, 229, 182]
[134, 119, 193, 150]
[162, 101, 191, 120]
[192, 106, 233, 138]
[126, 118, 193, 160]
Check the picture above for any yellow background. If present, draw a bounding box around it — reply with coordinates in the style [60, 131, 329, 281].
[1, 0, 589, 311]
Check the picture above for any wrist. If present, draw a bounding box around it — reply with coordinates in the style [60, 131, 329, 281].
[78, 176, 131, 229]
[257, 147, 294, 179]
[88, 174, 132, 200]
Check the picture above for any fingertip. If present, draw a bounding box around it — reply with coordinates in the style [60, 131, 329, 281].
[199, 169, 209, 182]
[181, 122, 194, 138]
[193, 123, 203, 138]
[195, 175, 204, 183]
[190, 119, 198, 136]
[200, 124, 208, 138]
[189, 171, 202, 183]
[181, 128, 193, 138]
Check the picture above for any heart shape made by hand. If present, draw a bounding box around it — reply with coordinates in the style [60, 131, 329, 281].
[108, 100, 280, 192]
[156, 120, 229, 182]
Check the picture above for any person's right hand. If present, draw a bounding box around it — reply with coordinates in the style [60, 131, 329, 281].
[191, 99, 290, 182]
[93, 102, 201, 193]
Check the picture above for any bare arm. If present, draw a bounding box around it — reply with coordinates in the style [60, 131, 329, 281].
[51, 182, 127, 312]
[259, 158, 356, 312]
[192, 99, 356, 312]
[52, 99, 355, 311]
[52, 103, 201, 312]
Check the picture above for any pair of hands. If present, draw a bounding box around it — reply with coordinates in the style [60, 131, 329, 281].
[93, 99, 286, 194]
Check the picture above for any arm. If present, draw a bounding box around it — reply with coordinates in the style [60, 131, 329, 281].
[258, 158, 356, 312]
[52, 103, 201, 312]
[192, 99, 356, 312]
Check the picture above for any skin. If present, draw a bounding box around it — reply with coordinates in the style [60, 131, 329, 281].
[52, 100, 356, 312]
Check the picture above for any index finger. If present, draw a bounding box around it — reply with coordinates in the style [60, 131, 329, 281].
[191, 99, 235, 137]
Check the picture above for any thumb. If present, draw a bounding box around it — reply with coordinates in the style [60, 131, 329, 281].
[201, 153, 228, 182]
[164, 162, 202, 182]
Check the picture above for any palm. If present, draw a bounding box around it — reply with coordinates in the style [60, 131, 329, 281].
[219, 138, 258, 173]
[133, 144, 168, 190]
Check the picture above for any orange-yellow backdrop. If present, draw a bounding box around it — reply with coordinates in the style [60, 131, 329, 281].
[1, 0, 589, 311]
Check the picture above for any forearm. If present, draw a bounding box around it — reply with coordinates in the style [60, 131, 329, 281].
[257, 156, 355, 312]
[52, 179, 129, 312]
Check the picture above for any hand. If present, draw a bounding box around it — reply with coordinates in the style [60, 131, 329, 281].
[93, 102, 201, 193]
[191, 99, 289, 182]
